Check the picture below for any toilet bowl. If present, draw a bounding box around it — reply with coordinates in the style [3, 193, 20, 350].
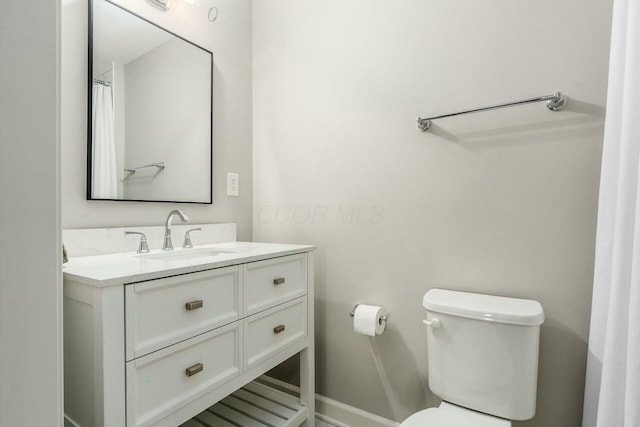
[399, 289, 544, 426]
[400, 402, 510, 427]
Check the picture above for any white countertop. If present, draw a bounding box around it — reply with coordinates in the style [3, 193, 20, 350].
[63, 241, 315, 287]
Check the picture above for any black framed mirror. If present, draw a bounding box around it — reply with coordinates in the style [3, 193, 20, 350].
[88, 0, 213, 203]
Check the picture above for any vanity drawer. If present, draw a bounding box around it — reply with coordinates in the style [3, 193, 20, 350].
[125, 266, 241, 360]
[244, 297, 307, 369]
[244, 254, 307, 315]
[126, 322, 241, 427]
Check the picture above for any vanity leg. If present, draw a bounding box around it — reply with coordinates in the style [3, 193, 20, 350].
[300, 254, 315, 426]
[300, 347, 315, 426]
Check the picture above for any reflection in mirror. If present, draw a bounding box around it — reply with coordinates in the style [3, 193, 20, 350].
[89, 0, 213, 203]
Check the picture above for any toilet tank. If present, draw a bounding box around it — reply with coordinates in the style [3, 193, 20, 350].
[423, 289, 544, 421]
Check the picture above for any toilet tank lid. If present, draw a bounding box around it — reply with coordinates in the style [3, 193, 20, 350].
[423, 289, 545, 326]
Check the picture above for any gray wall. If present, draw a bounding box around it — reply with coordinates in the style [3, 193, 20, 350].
[62, 0, 253, 240]
[0, 0, 63, 425]
[252, 1, 613, 426]
[123, 38, 211, 202]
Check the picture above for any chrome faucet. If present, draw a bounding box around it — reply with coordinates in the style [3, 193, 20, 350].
[162, 210, 189, 251]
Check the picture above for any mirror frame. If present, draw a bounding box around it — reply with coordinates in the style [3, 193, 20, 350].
[87, 0, 214, 204]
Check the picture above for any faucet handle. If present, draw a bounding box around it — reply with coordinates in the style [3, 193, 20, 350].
[125, 231, 150, 254]
[182, 228, 202, 249]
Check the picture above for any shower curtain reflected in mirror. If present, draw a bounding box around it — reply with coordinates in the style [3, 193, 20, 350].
[91, 81, 117, 199]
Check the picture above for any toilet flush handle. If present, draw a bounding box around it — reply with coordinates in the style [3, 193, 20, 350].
[422, 318, 442, 329]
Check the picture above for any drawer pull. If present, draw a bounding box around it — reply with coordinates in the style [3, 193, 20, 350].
[185, 363, 204, 377]
[273, 324, 286, 334]
[273, 277, 286, 285]
[185, 300, 204, 311]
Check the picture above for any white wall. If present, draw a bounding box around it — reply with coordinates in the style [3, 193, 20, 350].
[0, 1, 62, 425]
[62, 0, 253, 240]
[123, 38, 211, 202]
[253, 1, 613, 426]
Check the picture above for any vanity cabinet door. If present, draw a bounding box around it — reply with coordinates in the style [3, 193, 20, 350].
[126, 322, 241, 427]
[125, 266, 241, 360]
[244, 254, 307, 315]
[244, 296, 307, 369]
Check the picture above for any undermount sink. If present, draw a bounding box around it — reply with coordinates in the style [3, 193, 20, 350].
[137, 247, 235, 262]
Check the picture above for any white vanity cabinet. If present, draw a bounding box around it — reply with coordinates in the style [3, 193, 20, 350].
[63, 244, 314, 427]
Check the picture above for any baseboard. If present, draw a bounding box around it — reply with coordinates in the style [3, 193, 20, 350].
[314, 393, 400, 427]
[259, 376, 400, 427]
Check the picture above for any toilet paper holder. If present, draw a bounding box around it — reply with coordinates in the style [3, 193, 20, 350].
[349, 304, 388, 325]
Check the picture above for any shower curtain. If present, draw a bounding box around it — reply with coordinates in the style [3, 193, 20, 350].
[91, 82, 117, 199]
[582, 0, 640, 425]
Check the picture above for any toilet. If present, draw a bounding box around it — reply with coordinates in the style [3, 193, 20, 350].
[400, 289, 545, 426]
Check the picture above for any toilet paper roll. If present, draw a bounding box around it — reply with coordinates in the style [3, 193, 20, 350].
[353, 304, 387, 336]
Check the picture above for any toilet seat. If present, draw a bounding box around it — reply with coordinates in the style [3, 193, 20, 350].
[400, 402, 511, 427]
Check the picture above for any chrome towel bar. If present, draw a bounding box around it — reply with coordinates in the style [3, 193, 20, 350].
[416, 91, 567, 132]
[124, 162, 166, 175]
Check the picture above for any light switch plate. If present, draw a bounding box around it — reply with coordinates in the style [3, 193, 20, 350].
[227, 173, 239, 196]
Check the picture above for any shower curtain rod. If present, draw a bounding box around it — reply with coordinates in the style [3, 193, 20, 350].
[415, 91, 567, 132]
[93, 79, 112, 87]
